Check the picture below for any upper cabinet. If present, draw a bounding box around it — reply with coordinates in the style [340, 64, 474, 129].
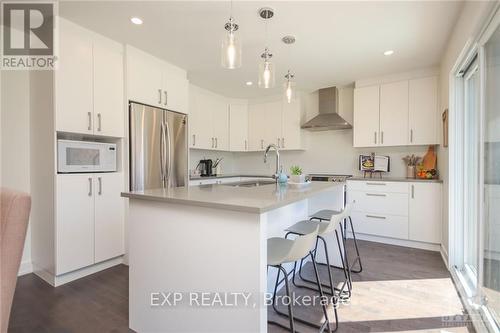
[229, 103, 249, 152]
[409, 76, 438, 145]
[126, 45, 188, 114]
[56, 19, 124, 137]
[353, 74, 438, 147]
[189, 86, 229, 151]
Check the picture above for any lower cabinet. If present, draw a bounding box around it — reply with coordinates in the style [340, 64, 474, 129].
[347, 180, 441, 244]
[56, 173, 124, 275]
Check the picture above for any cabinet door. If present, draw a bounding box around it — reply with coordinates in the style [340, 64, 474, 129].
[229, 103, 248, 151]
[94, 173, 125, 263]
[163, 64, 188, 114]
[93, 36, 124, 137]
[263, 101, 283, 149]
[212, 97, 229, 151]
[189, 87, 213, 149]
[409, 183, 441, 243]
[281, 99, 301, 150]
[56, 19, 93, 134]
[409, 76, 438, 145]
[56, 174, 94, 275]
[379, 81, 409, 146]
[248, 104, 266, 151]
[353, 86, 380, 147]
[126, 46, 163, 107]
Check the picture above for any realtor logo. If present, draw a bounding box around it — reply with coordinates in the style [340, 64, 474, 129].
[1, 2, 56, 69]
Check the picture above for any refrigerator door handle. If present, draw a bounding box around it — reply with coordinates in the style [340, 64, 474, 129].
[159, 121, 165, 187]
[165, 120, 172, 187]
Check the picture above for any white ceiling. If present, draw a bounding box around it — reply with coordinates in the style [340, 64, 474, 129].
[60, 1, 463, 99]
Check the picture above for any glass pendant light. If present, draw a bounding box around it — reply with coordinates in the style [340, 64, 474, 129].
[284, 70, 295, 103]
[258, 8, 275, 89]
[221, 1, 241, 69]
[259, 48, 275, 88]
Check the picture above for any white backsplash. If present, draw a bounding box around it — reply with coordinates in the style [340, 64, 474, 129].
[189, 129, 433, 178]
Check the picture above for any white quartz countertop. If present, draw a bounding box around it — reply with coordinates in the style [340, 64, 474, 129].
[121, 182, 342, 213]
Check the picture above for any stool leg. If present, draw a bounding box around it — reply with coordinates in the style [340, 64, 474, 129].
[334, 229, 351, 298]
[347, 216, 363, 273]
[269, 265, 295, 333]
[310, 251, 336, 333]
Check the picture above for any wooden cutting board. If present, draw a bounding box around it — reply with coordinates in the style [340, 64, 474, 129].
[422, 146, 437, 170]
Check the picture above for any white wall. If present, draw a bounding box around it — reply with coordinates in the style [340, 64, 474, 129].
[1, 71, 32, 275]
[438, 1, 496, 256]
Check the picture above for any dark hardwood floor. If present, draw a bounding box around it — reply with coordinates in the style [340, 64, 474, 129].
[9, 240, 474, 333]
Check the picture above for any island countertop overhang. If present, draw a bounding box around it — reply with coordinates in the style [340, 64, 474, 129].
[121, 182, 343, 214]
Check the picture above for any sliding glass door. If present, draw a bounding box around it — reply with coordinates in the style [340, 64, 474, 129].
[483, 23, 500, 328]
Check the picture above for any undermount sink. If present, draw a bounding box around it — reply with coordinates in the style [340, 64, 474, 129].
[223, 180, 276, 188]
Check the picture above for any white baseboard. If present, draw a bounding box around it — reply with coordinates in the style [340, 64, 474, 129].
[33, 256, 124, 287]
[17, 260, 33, 276]
[440, 245, 449, 269]
[347, 232, 441, 252]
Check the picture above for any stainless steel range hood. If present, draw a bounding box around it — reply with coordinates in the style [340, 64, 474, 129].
[301, 86, 353, 131]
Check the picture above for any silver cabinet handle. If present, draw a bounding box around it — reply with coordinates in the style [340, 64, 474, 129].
[97, 113, 102, 132]
[87, 112, 92, 131]
[211, 137, 214, 148]
[277, 137, 280, 148]
[192, 134, 196, 146]
[366, 193, 387, 197]
[158, 89, 162, 104]
[366, 182, 386, 186]
[88, 177, 92, 196]
[261, 139, 264, 149]
[381, 131, 384, 144]
[98, 177, 102, 195]
[411, 184, 415, 199]
[410, 129, 413, 143]
[244, 140, 247, 151]
[366, 214, 386, 220]
[282, 137, 285, 148]
[374, 132, 377, 144]
[164, 90, 168, 106]
[215, 137, 218, 148]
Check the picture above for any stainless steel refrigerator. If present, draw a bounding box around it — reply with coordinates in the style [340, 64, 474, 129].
[129, 102, 187, 191]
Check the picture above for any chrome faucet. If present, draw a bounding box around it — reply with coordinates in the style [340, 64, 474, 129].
[264, 144, 280, 181]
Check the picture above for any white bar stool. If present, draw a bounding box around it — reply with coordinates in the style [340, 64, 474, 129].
[310, 203, 363, 274]
[268, 226, 335, 333]
[285, 208, 351, 299]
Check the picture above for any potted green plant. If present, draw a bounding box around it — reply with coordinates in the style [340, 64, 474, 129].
[290, 165, 305, 183]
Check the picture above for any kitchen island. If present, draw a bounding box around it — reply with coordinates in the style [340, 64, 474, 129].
[122, 181, 343, 332]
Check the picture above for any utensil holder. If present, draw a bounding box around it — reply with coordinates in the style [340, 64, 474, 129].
[406, 166, 416, 179]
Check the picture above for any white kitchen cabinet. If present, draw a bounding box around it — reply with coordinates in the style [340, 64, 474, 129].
[93, 36, 125, 137]
[380, 81, 409, 146]
[409, 76, 438, 145]
[56, 19, 124, 137]
[56, 173, 125, 275]
[212, 98, 229, 151]
[126, 45, 188, 114]
[94, 173, 125, 263]
[408, 182, 441, 243]
[353, 86, 380, 147]
[281, 99, 302, 150]
[56, 19, 93, 135]
[229, 103, 249, 151]
[56, 174, 95, 275]
[264, 101, 283, 149]
[248, 103, 268, 151]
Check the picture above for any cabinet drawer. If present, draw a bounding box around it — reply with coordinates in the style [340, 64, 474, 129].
[351, 211, 409, 239]
[348, 190, 408, 216]
[347, 180, 408, 193]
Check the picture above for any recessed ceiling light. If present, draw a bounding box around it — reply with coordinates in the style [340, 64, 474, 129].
[383, 50, 394, 56]
[130, 17, 143, 25]
[246, 81, 253, 86]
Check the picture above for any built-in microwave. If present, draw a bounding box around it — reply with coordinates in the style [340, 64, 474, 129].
[57, 139, 117, 173]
